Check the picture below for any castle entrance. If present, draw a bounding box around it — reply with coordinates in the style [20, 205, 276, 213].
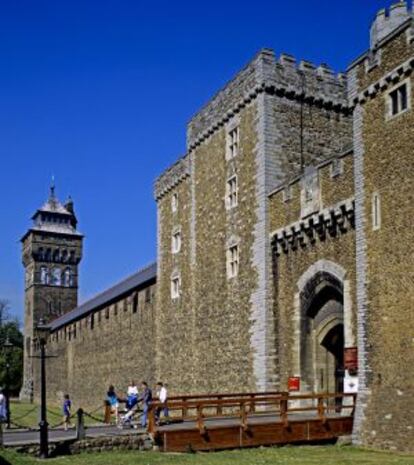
[299, 272, 344, 396]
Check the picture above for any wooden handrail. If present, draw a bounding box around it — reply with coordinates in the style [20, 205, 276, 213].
[166, 391, 283, 401]
[147, 391, 357, 434]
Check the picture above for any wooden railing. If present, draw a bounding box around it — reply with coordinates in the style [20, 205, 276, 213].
[148, 392, 357, 435]
[164, 391, 283, 418]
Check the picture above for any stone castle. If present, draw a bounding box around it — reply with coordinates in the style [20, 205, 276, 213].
[21, 2, 414, 451]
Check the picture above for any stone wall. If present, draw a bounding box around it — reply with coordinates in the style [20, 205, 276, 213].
[268, 152, 357, 391]
[32, 281, 156, 409]
[154, 177, 195, 392]
[155, 47, 353, 395]
[350, 19, 414, 451]
[190, 103, 259, 393]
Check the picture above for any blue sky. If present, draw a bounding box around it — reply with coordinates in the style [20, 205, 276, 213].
[0, 0, 398, 320]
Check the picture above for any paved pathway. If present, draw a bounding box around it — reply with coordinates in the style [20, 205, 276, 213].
[3, 425, 146, 446]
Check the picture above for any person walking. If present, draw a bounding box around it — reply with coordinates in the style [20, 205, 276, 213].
[106, 385, 119, 424]
[155, 382, 169, 424]
[62, 394, 72, 431]
[0, 388, 7, 424]
[138, 381, 152, 428]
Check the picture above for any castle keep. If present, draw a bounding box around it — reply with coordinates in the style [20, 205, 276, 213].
[22, 2, 414, 451]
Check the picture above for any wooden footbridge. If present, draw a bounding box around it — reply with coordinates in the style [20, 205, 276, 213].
[148, 392, 356, 452]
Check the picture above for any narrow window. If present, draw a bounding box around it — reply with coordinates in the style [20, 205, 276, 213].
[40, 266, 49, 285]
[132, 293, 138, 313]
[388, 81, 410, 118]
[226, 176, 238, 209]
[171, 274, 181, 300]
[226, 126, 239, 159]
[372, 192, 381, 230]
[51, 267, 61, 286]
[63, 268, 72, 287]
[172, 230, 181, 254]
[90, 313, 95, 330]
[227, 245, 239, 279]
[171, 193, 178, 213]
[114, 303, 118, 316]
[105, 307, 110, 319]
[145, 287, 152, 303]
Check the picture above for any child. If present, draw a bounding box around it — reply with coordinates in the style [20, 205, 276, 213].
[106, 385, 119, 424]
[62, 394, 72, 431]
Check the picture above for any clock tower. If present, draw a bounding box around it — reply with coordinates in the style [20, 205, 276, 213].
[20, 183, 83, 400]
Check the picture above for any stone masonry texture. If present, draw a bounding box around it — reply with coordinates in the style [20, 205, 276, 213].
[349, 20, 414, 451]
[22, 1, 414, 452]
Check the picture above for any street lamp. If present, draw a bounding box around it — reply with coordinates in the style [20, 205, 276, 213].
[34, 319, 51, 459]
[3, 337, 13, 429]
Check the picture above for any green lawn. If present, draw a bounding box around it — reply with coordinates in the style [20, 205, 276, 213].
[8, 401, 105, 429]
[1, 446, 414, 465]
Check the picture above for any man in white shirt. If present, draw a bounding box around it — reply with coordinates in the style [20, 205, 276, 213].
[155, 382, 169, 424]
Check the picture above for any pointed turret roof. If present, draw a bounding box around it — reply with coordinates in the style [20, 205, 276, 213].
[22, 182, 83, 241]
[34, 182, 73, 217]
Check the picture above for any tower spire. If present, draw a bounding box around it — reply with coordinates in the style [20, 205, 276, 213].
[50, 175, 56, 200]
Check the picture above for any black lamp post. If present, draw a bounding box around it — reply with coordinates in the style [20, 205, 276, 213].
[34, 319, 51, 459]
[3, 337, 13, 429]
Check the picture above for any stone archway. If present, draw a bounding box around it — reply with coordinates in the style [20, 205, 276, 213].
[299, 271, 345, 394]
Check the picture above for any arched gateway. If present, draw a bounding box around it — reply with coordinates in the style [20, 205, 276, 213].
[300, 272, 344, 394]
[294, 260, 355, 398]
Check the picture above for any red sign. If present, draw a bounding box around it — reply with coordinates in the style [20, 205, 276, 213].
[288, 376, 300, 392]
[344, 347, 358, 371]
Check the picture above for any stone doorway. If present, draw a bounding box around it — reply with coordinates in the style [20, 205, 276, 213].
[300, 272, 344, 395]
[319, 323, 344, 394]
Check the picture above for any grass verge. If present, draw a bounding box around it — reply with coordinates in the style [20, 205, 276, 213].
[1, 445, 414, 465]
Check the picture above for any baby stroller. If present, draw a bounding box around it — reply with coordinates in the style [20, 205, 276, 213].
[119, 394, 141, 428]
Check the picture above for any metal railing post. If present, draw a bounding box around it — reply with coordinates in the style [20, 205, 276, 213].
[76, 408, 85, 440]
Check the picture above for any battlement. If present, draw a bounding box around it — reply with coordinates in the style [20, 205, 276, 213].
[187, 49, 349, 149]
[154, 155, 190, 200]
[370, 1, 412, 49]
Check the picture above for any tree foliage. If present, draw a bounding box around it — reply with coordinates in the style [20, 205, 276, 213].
[0, 300, 23, 395]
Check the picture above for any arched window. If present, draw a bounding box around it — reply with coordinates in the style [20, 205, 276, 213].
[63, 268, 73, 287]
[51, 267, 61, 286]
[40, 266, 49, 285]
[53, 249, 60, 262]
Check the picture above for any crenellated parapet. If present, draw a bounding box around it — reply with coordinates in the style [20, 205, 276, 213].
[187, 49, 349, 150]
[370, 1, 412, 49]
[271, 198, 355, 256]
[154, 155, 191, 200]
